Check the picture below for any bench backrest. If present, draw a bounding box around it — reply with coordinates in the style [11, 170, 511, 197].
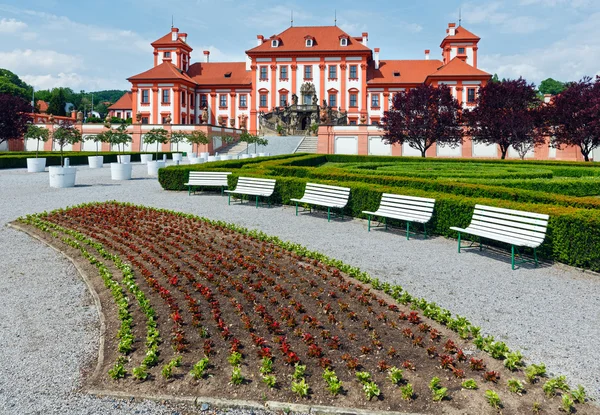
[233, 176, 276, 194]
[470, 204, 549, 246]
[302, 183, 351, 204]
[378, 193, 435, 220]
[188, 171, 231, 185]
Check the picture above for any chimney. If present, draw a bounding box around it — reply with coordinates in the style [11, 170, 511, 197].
[374, 48, 380, 70]
[362, 32, 368, 47]
[171, 27, 179, 41]
[203, 50, 210, 63]
[447, 23, 456, 36]
[257, 35, 264, 46]
[179, 32, 187, 43]
[544, 94, 552, 104]
[425, 49, 430, 60]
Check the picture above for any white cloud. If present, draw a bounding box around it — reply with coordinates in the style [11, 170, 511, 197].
[0, 18, 27, 33]
[0, 49, 83, 74]
[461, 1, 547, 34]
[21, 72, 121, 91]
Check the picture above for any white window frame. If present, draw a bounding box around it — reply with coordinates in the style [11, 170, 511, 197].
[340, 38, 348, 46]
[306, 39, 313, 47]
[271, 40, 278, 47]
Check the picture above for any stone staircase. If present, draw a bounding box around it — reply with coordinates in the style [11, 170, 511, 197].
[217, 140, 248, 156]
[295, 135, 319, 153]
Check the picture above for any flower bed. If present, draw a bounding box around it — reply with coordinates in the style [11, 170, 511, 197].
[17, 202, 595, 414]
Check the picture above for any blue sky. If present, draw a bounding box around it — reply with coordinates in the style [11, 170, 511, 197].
[0, 0, 598, 91]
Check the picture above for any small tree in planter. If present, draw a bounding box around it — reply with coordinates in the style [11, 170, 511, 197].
[24, 124, 50, 158]
[144, 128, 170, 160]
[239, 131, 268, 154]
[186, 130, 209, 155]
[52, 122, 83, 167]
[105, 124, 132, 163]
[170, 132, 187, 153]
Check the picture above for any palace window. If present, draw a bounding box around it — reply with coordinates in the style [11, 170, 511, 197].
[271, 39, 279, 47]
[328, 65, 337, 80]
[280, 66, 288, 80]
[349, 119, 357, 125]
[328, 93, 337, 108]
[141, 89, 149, 104]
[340, 38, 348, 46]
[200, 94, 208, 108]
[304, 65, 312, 80]
[190, 93, 194, 107]
[458, 47, 466, 54]
[306, 39, 313, 47]
[349, 65, 358, 79]
[260, 66, 268, 80]
[219, 94, 227, 108]
[349, 93, 358, 107]
[164, 51, 171, 58]
[280, 94, 288, 107]
[162, 89, 170, 104]
[467, 88, 476, 103]
[371, 94, 380, 108]
[259, 94, 268, 107]
[181, 91, 186, 104]
[239, 94, 247, 108]
[141, 116, 149, 124]
[162, 116, 169, 124]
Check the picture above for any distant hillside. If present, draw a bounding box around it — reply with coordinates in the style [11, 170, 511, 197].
[89, 90, 129, 104]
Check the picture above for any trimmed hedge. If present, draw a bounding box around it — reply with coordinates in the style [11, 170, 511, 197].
[159, 154, 600, 272]
[0, 151, 175, 169]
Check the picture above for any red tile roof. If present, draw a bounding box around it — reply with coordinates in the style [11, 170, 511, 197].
[247, 26, 371, 54]
[127, 61, 195, 83]
[426, 57, 491, 78]
[441, 25, 480, 44]
[151, 30, 193, 50]
[368, 60, 444, 85]
[108, 92, 132, 110]
[187, 62, 251, 86]
[37, 100, 48, 113]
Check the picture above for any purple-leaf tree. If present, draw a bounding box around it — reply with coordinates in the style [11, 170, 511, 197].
[0, 93, 31, 145]
[380, 84, 463, 158]
[464, 78, 546, 160]
[548, 76, 600, 162]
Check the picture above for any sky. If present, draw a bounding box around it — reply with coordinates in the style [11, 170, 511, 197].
[0, 0, 598, 92]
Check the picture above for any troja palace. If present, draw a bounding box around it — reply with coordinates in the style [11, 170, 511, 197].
[113, 22, 490, 135]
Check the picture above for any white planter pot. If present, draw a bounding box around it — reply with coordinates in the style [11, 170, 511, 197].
[147, 160, 166, 176]
[140, 154, 153, 164]
[88, 156, 104, 169]
[250, 153, 258, 158]
[189, 152, 198, 159]
[240, 154, 251, 159]
[117, 154, 131, 163]
[111, 162, 133, 180]
[172, 153, 183, 162]
[26, 158, 46, 173]
[49, 166, 77, 188]
[258, 153, 266, 157]
[207, 156, 217, 162]
[188, 157, 204, 165]
[200, 152, 209, 160]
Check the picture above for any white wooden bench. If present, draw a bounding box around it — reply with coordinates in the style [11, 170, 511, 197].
[362, 193, 435, 240]
[185, 171, 231, 196]
[224, 176, 276, 208]
[450, 204, 549, 269]
[290, 183, 351, 222]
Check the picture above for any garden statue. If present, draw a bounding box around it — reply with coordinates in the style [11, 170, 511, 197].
[292, 94, 298, 105]
[322, 99, 328, 108]
[312, 95, 318, 106]
[230, 118, 235, 127]
[201, 107, 208, 124]
[136, 112, 142, 123]
[76, 111, 83, 123]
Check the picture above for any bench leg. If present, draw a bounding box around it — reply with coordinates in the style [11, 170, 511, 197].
[221, 186, 224, 196]
[534, 248, 539, 267]
[511, 245, 515, 270]
[188, 186, 191, 196]
[327, 207, 331, 222]
[256, 195, 259, 208]
[384, 217, 387, 230]
[457, 232, 461, 253]
[423, 223, 428, 239]
[295, 202, 298, 216]
[406, 221, 410, 240]
[479, 237, 483, 251]
[228, 194, 231, 205]
[367, 214, 371, 232]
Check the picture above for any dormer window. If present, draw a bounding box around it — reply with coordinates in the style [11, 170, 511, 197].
[272, 39, 279, 47]
[340, 38, 348, 46]
[306, 39, 313, 47]
[458, 47, 465, 54]
[224, 72, 232, 78]
[393, 71, 400, 77]
[164, 51, 171, 58]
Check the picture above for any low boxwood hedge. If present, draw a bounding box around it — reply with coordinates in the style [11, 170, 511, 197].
[0, 151, 175, 169]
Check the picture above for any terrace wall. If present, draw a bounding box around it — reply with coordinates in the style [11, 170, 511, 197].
[317, 125, 593, 161]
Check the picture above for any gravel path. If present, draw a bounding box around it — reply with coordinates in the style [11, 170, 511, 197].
[0, 163, 598, 413]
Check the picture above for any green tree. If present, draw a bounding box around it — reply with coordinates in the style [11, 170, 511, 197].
[491, 74, 500, 83]
[47, 88, 67, 116]
[143, 128, 170, 159]
[0, 93, 31, 145]
[170, 132, 188, 152]
[52, 122, 82, 166]
[186, 130, 209, 154]
[100, 123, 131, 161]
[0, 68, 33, 100]
[538, 78, 566, 96]
[24, 124, 50, 158]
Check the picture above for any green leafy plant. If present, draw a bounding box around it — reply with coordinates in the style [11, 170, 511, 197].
[461, 379, 478, 389]
[525, 363, 547, 383]
[132, 365, 148, 381]
[322, 368, 343, 395]
[485, 390, 501, 409]
[504, 350, 524, 371]
[142, 348, 159, 367]
[189, 357, 209, 380]
[570, 385, 586, 404]
[543, 375, 570, 397]
[388, 366, 404, 385]
[401, 383, 414, 400]
[161, 363, 174, 379]
[532, 401, 542, 413]
[260, 357, 273, 375]
[507, 378, 525, 394]
[291, 378, 309, 398]
[561, 394, 574, 413]
[262, 374, 277, 388]
[108, 362, 126, 380]
[363, 381, 381, 401]
[356, 371, 372, 384]
[432, 386, 448, 402]
[228, 351, 243, 366]
[429, 376, 442, 391]
[292, 363, 306, 380]
[231, 366, 244, 385]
